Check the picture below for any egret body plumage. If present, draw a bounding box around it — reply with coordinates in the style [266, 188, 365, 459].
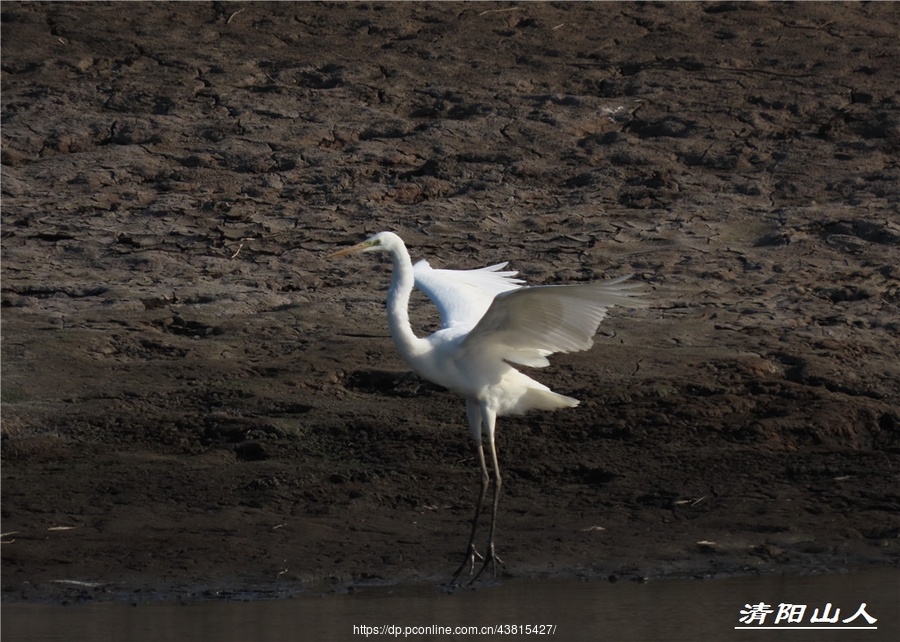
[328, 231, 646, 582]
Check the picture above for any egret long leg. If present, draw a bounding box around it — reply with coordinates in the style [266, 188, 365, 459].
[451, 441, 488, 582]
[471, 436, 504, 582]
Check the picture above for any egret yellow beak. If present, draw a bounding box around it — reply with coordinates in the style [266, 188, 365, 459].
[326, 239, 378, 259]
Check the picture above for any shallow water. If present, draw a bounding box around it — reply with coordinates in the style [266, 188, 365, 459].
[3, 568, 897, 642]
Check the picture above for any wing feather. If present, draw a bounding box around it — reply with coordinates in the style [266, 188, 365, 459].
[460, 275, 647, 367]
[413, 259, 524, 330]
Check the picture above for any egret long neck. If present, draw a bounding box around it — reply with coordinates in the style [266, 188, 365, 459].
[386, 245, 428, 361]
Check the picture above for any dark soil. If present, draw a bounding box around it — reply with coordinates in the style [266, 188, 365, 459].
[2, 2, 899, 603]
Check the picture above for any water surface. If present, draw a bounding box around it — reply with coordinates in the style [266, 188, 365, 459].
[3, 568, 897, 641]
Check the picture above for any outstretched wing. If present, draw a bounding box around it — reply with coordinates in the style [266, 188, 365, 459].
[460, 275, 647, 367]
[413, 259, 524, 331]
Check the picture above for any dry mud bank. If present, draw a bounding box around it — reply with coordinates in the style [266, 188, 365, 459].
[2, 2, 899, 601]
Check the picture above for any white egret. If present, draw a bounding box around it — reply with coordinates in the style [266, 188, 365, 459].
[328, 231, 646, 583]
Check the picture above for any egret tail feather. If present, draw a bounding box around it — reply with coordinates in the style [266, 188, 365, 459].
[515, 387, 579, 414]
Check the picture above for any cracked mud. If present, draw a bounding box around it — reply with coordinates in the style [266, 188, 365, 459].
[2, 2, 899, 602]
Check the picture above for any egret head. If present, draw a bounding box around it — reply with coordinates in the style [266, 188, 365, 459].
[327, 231, 399, 258]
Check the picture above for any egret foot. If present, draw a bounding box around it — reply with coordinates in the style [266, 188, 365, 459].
[469, 544, 503, 584]
[451, 544, 484, 584]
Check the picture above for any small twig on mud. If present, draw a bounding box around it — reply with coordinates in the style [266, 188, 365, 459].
[632, 358, 643, 376]
[227, 230, 296, 259]
[230, 237, 254, 259]
[478, 7, 522, 17]
[552, 23, 565, 31]
[227, 8, 244, 24]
